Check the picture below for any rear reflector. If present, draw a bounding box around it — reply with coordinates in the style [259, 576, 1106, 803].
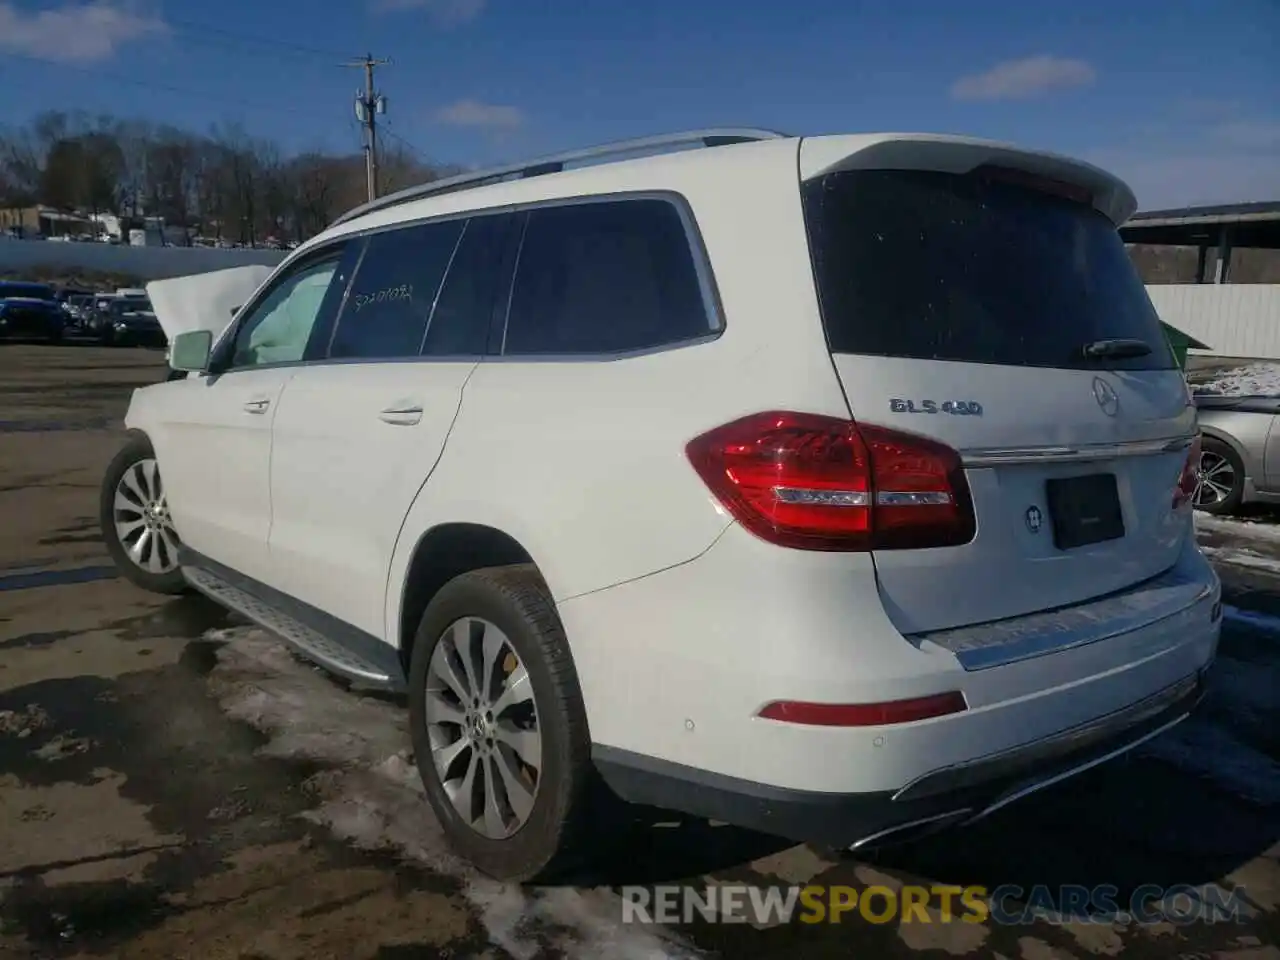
[1172, 435, 1202, 510]
[685, 412, 975, 551]
[758, 692, 968, 726]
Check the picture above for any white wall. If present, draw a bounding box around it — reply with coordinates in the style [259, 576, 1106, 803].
[1147, 284, 1280, 360]
[0, 239, 285, 280]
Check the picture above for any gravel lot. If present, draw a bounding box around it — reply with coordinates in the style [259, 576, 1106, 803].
[1, 343, 1277, 959]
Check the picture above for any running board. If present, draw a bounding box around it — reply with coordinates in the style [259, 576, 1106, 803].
[181, 557, 406, 692]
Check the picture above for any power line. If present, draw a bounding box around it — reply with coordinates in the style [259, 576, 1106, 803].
[164, 18, 351, 61]
[6, 52, 274, 115]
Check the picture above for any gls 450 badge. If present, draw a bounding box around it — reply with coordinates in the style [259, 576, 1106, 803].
[889, 399, 983, 416]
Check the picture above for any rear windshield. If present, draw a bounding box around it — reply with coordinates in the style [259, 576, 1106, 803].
[0, 283, 55, 301]
[801, 169, 1174, 371]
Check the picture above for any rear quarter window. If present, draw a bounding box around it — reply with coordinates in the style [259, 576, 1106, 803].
[502, 197, 715, 356]
[802, 169, 1175, 371]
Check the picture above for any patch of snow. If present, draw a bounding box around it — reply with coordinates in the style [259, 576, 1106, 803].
[1193, 361, 1280, 397]
[1140, 717, 1280, 807]
[205, 627, 701, 960]
[1195, 512, 1280, 544]
[1198, 544, 1280, 575]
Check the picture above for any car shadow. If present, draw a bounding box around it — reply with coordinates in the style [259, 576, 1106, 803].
[553, 749, 1279, 921]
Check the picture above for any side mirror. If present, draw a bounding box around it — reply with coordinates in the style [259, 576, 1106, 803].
[169, 329, 213, 373]
[230, 305, 241, 317]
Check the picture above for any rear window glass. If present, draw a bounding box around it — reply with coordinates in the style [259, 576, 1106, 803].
[802, 170, 1175, 371]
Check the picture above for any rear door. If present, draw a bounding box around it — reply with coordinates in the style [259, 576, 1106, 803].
[799, 139, 1197, 634]
[267, 211, 518, 638]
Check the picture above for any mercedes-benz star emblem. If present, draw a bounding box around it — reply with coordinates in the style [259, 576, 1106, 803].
[1026, 506, 1043, 533]
[1092, 376, 1120, 417]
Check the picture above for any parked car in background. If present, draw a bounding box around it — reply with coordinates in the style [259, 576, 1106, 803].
[99, 296, 164, 347]
[100, 128, 1219, 882]
[0, 281, 66, 342]
[1193, 393, 1280, 515]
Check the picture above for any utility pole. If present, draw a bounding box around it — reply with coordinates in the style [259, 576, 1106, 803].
[345, 54, 390, 202]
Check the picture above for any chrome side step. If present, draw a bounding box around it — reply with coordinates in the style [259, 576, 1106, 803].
[183, 564, 401, 690]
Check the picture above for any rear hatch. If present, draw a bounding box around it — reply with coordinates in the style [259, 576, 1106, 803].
[799, 136, 1198, 635]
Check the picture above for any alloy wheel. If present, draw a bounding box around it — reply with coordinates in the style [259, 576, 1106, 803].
[424, 617, 542, 839]
[1195, 449, 1236, 508]
[113, 458, 180, 574]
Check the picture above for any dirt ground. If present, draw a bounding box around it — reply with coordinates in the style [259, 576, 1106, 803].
[1, 343, 1278, 959]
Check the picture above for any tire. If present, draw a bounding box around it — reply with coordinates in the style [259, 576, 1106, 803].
[100, 433, 188, 594]
[408, 564, 594, 882]
[1195, 437, 1245, 516]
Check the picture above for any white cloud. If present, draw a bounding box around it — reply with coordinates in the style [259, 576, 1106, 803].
[435, 98, 525, 131]
[0, 1, 166, 63]
[372, 0, 484, 24]
[950, 55, 1097, 102]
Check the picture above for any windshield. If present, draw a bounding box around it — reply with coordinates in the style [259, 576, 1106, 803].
[0, 282, 56, 301]
[801, 169, 1175, 371]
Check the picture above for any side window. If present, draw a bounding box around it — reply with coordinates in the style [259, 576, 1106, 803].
[327, 220, 464, 360]
[229, 255, 345, 369]
[502, 199, 713, 356]
[422, 213, 515, 357]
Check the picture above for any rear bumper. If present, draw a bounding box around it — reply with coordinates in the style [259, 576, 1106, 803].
[563, 523, 1220, 823]
[595, 669, 1206, 848]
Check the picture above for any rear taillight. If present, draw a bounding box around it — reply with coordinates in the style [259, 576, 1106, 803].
[685, 411, 976, 551]
[1173, 435, 1202, 510]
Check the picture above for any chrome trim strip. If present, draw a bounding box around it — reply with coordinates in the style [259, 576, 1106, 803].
[961, 435, 1195, 467]
[964, 710, 1192, 825]
[913, 565, 1217, 672]
[847, 809, 973, 851]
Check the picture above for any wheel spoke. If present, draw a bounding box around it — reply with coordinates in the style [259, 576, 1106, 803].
[493, 747, 536, 823]
[1205, 461, 1232, 480]
[141, 459, 160, 502]
[432, 734, 469, 774]
[493, 719, 541, 770]
[121, 466, 148, 506]
[128, 526, 152, 564]
[480, 624, 506, 703]
[114, 490, 144, 518]
[430, 642, 471, 702]
[452, 620, 483, 700]
[482, 758, 508, 837]
[444, 748, 481, 825]
[116, 516, 146, 539]
[426, 688, 466, 726]
[490, 663, 533, 718]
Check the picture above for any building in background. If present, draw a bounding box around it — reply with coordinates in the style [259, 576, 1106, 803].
[1123, 202, 1280, 361]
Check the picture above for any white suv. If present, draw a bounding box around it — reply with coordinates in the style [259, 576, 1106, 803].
[101, 128, 1221, 881]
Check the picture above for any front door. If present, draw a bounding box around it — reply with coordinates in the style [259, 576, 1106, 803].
[155, 246, 354, 584]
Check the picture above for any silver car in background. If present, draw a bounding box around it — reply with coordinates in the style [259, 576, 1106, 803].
[1194, 394, 1280, 514]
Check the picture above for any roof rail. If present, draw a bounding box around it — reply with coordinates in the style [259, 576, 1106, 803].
[330, 126, 790, 228]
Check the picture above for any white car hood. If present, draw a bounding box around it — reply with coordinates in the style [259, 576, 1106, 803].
[145, 265, 274, 341]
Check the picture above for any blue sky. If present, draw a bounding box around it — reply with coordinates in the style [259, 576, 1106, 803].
[1, 0, 1277, 209]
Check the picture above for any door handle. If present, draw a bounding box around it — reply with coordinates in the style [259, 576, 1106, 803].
[379, 404, 423, 426]
[243, 397, 271, 414]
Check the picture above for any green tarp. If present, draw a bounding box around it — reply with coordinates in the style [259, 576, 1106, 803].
[1162, 321, 1210, 370]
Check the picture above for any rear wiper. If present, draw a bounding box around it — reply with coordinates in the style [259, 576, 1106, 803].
[1080, 338, 1152, 360]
